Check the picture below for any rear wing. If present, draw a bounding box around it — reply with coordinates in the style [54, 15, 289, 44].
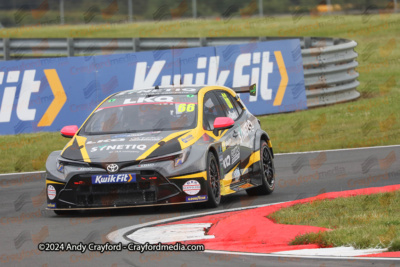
[232, 84, 256, 96]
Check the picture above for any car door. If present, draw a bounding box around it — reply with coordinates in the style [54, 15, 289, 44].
[212, 91, 243, 183]
[203, 91, 240, 179]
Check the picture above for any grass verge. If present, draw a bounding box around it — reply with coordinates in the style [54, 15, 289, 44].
[0, 14, 400, 173]
[268, 191, 400, 251]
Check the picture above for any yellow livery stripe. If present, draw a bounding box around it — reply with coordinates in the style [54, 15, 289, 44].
[243, 150, 261, 174]
[75, 136, 91, 163]
[46, 180, 65, 185]
[220, 163, 240, 196]
[136, 130, 191, 161]
[169, 171, 207, 180]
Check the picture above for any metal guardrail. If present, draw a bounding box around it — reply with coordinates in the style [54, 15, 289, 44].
[0, 37, 359, 108]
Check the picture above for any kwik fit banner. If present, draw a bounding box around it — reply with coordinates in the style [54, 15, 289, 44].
[0, 40, 306, 135]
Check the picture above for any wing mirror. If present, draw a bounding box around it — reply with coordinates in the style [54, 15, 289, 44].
[213, 117, 235, 136]
[60, 125, 79, 138]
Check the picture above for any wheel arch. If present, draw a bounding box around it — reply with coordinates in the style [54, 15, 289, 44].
[254, 130, 274, 158]
[208, 145, 219, 165]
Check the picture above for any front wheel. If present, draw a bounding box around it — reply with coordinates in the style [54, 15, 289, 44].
[246, 140, 275, 196]
[204, 152, 221, 208]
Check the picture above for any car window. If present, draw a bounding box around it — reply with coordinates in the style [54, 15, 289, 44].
[203, 92, 226, 131]
[228, 93, 243, 117]
[80, 94, 198, 135]
[215, 91, 239, 121]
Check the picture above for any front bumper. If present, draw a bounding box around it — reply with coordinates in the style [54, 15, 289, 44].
[46, 170, 208, 210]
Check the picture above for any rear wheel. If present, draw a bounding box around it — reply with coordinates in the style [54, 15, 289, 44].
[204, 152, 221, 208]
[246, 140, 275, 196]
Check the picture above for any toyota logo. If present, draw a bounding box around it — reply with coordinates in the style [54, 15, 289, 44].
[106, 164, 119, 173]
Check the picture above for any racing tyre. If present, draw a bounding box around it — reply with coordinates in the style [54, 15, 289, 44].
[246, 140, 275, 196]
[204, 151, 221, 208]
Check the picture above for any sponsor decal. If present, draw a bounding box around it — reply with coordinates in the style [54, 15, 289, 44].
[77, 167, 93, 171]
[222, 155, 231, 169]
[186, 195, 208, 202]
[47, 185, 56, 200]
[239, 183, 253, 189]
[231, 145, 240, 163]
[111, 133, 146, 138]
[222, 141, 226, 152]
[86, 138, 125, 144]
[221, 93, 234, 109]
[239, 120, 255, 142]
[232, 167, 241, 182]
[182, 180, 201, 195]
[124, 96, 174, 104]
[118, 88, 196, 96]
[90, 144, 147, 152]
[47, 203, 56, 209]
[91, 173, 136, 184]
[180, 135, 194, 143]
[129, 136, 163, 141]
[137, 163, 155, 168]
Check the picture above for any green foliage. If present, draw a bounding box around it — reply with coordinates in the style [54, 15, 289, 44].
[0, 14, 399, 172]
[269, 191, 400, 250]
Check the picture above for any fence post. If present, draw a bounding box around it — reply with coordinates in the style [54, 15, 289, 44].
[3, 38, 10, 60]
[128, 0, 133, 22]
[132, 38, 139, 52]
[67, 38, 74, 57]
[60, 0, 65, 25]
[192, 0, 197, 18]
[259, 0, 263, 17]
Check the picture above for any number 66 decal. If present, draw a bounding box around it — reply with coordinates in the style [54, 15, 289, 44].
[178, 104, 195, 112]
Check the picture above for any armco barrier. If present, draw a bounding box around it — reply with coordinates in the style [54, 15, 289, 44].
[0, 40, 307, 135]
[0, 37, 359, 108]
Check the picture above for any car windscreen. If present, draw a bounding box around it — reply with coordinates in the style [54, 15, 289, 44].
[80, 94, 198, 135]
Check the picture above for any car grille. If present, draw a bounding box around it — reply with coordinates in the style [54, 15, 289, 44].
[58, 171, 179, 208]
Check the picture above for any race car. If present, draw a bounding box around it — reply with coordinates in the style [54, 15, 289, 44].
[45, 84, 275, 214]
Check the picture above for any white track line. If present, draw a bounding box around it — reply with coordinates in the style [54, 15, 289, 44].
[0, 171, 44, 177]
[271, 247, 386, 257]
[127, 223, 215, 244]
[204, 250, 400, 260]
[274, 144, 400, 155]
[1, 144, 400, 177]
[107, 201, 286, 244]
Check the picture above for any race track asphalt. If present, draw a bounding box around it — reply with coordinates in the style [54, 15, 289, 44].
[1, 145, 399, 266]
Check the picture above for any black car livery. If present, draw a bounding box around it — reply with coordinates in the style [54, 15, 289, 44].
[45, 85, 275, 214]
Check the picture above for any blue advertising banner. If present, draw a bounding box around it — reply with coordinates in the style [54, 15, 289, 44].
[0, 40, 306, 135]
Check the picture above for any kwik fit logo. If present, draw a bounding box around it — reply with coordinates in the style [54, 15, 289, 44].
[0, 69, 66, 127]
[131, 52, 288, 106]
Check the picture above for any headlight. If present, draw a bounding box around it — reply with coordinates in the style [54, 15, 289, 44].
[56, 160, 64, 173]
[56, 157, 89, 173]
[174, 147, 191, 167]
[140, 147, 191, 167]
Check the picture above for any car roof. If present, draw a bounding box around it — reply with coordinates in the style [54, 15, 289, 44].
[112, 85, 205, 98]
[111, 85, 237, 99]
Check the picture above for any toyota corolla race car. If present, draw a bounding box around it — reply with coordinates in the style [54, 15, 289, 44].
[45, 84, 275, 214]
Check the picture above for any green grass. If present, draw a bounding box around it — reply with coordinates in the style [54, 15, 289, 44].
[268, 191, 400, 251]
[1, 14, 400, 172]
